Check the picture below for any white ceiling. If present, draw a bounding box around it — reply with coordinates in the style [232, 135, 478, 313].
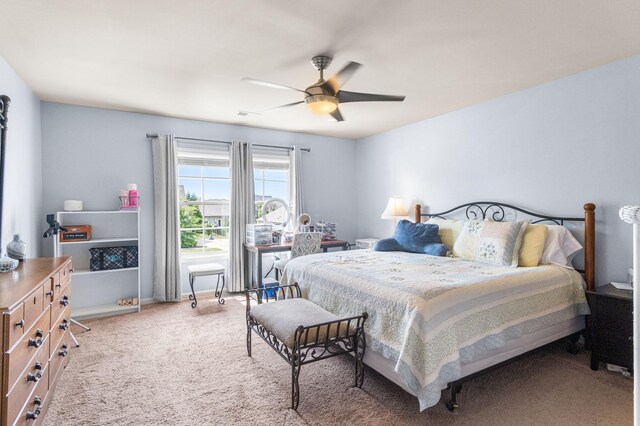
[1, 1, 639, 139]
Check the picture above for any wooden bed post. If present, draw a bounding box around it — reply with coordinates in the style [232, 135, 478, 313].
[584, 203, 596, 292]
[415, 204, 422, 223]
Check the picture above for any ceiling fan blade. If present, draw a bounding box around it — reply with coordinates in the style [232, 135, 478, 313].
[264, 101, 304, 113]
[325, 61, 362, 92]
[241, 77, 307, 94]
[338, 90, 405, 103]
[329, 108, 344, 122]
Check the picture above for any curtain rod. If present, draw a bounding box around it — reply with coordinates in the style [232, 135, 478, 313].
[145, 133, 310, 152]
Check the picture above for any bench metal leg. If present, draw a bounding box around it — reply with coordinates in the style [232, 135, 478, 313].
[188, 274, 197, 308]
[291, 354, 302, 410]
[215, 274, 225, 305]
[246, 313, 252, 357]
[354, 329, 366, 388]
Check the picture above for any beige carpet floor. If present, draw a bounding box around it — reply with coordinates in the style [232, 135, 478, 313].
[44, 295, 632, 426]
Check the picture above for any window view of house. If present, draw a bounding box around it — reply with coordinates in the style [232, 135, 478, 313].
[178, 157, 290, 256]
[255, 168, 289, 222]
[178, 164, 231, 255]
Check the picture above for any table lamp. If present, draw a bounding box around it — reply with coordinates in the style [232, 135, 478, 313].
[381, 197, 408, 224]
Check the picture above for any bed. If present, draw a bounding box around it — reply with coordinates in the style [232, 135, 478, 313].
[281, 202, 595, 411]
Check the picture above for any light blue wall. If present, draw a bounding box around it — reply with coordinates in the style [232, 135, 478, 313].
[0, 56, 43, 257]
[356, 56, 640, 286]
[40, 103, 357, 302]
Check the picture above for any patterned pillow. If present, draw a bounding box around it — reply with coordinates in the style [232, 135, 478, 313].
[452, 220, 529, 267]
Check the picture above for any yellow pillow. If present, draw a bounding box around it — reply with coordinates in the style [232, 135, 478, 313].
[426, 218, 463, 251]
[518, 224, 548, 267]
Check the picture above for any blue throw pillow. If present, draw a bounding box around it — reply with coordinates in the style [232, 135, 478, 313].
[373, 220, 448, 256]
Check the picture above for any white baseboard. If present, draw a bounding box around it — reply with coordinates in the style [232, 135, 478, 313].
[141, 289, 223, 306]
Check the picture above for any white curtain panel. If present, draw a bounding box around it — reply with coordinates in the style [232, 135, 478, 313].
[228, 140, 255, 292]
[290, 146, 305, 222]
[151, 134, 182, 301]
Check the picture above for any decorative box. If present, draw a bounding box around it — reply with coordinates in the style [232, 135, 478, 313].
[316, 222, 337, 241]
[246, 223, 273, 245]
[60, 225, 92, 242]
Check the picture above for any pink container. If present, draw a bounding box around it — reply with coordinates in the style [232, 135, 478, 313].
[128, 184, 139, 207]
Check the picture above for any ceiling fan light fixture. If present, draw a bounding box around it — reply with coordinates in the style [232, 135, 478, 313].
[305, 94, 338, 114]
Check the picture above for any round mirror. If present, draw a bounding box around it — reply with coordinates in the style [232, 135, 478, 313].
[261, 198, 291, 228]
[298, 213, 311, 226]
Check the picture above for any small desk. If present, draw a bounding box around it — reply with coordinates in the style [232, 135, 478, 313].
[244, 240, 349, 289]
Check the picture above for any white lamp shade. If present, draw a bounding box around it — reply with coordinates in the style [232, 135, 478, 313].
[381, 197, 408, 219]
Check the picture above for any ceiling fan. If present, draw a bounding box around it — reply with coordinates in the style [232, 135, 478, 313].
[242, 55, 405, 122]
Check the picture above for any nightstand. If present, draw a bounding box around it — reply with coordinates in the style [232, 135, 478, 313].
[355, 238, 378, 249]
[586, 284, 633, 374]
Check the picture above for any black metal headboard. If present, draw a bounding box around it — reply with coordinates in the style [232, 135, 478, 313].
[417, 201, 585, 225]
[414, 201, 596, 291]
[0, 95, 11, 249]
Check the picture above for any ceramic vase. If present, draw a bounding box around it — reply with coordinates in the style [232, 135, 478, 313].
[7, 234, 26, 261]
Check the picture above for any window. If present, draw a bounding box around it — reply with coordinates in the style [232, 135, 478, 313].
[177, 145, 291, 256]
[178, 145, 230, 256]
[253, 153, 290, 222]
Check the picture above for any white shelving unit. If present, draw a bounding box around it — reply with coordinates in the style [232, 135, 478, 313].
[54, 210, 141, 319]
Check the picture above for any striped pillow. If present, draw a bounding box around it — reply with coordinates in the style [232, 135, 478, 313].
[452, 220, 529, 267]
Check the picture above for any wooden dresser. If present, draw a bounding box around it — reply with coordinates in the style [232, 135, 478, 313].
[0, 257, 73, 426]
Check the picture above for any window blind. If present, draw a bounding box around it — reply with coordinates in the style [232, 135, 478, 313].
[253, 148, 290, 171]
[177, 141, 229, 168]
[176, 142, 290, 170]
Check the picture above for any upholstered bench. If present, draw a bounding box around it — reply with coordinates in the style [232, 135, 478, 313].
[245, 283, 368, 410]
[187, 263, 225, 308]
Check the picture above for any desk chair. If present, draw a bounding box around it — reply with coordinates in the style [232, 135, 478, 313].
[274, 232, 323, 278]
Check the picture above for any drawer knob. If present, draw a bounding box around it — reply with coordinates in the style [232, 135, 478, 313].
[55, 282, 61, 288]
[59, 319, 70, 330]
[27, 371, 42, 382]
[26, 396, 42, 420]
[59, 343, 68, 357]
[15, 319, 25, 328]
[35, 328, 44, 338]
[28, 337, 43, 348]
[60, 295, 70, 306]
[70, 268, 75, 273]
[34, 361, 43, 371]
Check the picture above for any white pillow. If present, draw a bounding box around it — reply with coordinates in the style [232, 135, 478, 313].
[539, 225, 583, 268]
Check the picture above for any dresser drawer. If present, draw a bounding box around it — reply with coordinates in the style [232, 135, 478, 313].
[50, 285, 71, 327]
[5, 338, 49, 426]
[60, 260, 73, 287]
[4, 304, 25, 350]
[49, 331, 71, 387]
[50, 272, 61, 301]
[5, 308, 51, 381]
[23, 284, 45, 332]
[49, 306, 71, 352]
[12, 365, 48, 426]
[6, 327, 50, 396]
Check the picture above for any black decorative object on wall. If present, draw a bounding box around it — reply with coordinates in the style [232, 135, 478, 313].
[0, 95, 19, 272]
[0, 95, 10, 248]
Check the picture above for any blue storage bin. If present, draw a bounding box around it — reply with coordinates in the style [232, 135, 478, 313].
[262, 278, 279, 300]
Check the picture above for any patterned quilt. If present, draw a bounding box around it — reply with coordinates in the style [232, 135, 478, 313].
[281, 249, 590, 410]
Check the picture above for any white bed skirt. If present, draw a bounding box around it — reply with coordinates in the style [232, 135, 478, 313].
[363, 316, 585, 397]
